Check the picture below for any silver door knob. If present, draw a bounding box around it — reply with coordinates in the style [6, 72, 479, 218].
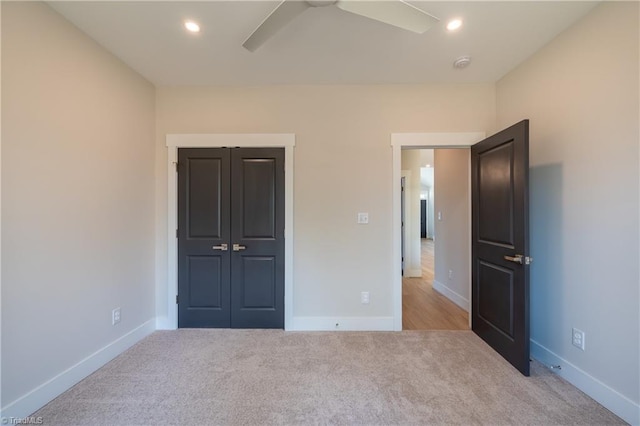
[212, 243, 228, 251]
[233, 244, 246, 251]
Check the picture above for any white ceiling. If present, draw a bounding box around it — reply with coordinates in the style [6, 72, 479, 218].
[49, 1, 598, 86]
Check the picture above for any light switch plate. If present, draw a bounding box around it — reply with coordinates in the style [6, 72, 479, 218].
[357, 213, 369, 224]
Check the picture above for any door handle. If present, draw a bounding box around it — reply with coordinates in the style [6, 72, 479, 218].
[504, 254, 523, 264]
[504, 254, 533, 265]
[233, 244, 247, 251]
[212, 243, 228, 251]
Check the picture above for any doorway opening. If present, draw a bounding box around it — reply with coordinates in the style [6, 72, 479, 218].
[391, 132, 485, 331]
[401, 148, 470, 330]
[392, 123, 531, 375]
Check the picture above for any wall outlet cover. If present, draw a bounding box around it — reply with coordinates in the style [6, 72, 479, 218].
[572, 328, 585, 350]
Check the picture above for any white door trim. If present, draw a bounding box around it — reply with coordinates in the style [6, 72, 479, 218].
[164, 134, 295, 330]
[401, 170, 421, 278]
[391, 132, 485, 331]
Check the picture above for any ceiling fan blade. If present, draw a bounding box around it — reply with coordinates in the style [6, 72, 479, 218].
[243, 0, 310, 52]
[335, 0, 439, 34]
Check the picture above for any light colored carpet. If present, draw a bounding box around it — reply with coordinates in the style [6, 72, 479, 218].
[34, 330, 624, 425]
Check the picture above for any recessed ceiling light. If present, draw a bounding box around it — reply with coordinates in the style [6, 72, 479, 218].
[184, 20, 200, 33]
[446, 19, 463, 31]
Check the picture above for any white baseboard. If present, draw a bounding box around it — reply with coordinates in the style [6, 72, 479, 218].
[155, 315, 176, 330]
[404, 269, 422, 278]
[432, 280, 469, 312]
[1, 319, 156, 419]
[531, 339, 639, 425]
[291, 316, 394, 331]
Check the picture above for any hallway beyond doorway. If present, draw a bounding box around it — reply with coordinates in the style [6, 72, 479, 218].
[402, 239, 468, 330]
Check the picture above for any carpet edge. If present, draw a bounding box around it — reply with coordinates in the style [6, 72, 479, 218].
[1, 319, 156, 420]
[531, 338, 639, 425]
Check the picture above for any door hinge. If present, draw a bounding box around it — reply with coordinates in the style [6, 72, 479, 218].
[175, 162, 178, 172]
[176, 295, 179, 304]
[176, 229, 179, 238]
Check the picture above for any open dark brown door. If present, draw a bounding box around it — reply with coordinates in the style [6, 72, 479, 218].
[472, 120, 530, 376]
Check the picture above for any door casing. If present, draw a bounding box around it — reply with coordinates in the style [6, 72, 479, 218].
[162, 134, 295, 330]
[163, 132, 481, 331]
[391, 132, 486, 331]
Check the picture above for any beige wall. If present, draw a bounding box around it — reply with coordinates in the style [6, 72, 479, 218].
[155, 84, 495, 323]
[433, 149, 470, 311]
[401, 149, 422, 277]
[1, 1, 155, 410]
[497, 1, 639, 417]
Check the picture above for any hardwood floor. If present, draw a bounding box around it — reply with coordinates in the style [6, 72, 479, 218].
[402, 239, 469, 330]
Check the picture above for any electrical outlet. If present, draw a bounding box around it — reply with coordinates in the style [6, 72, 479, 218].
[572, 328, 585, 350]
[112, 308, 121, 325]
[448, 269, 453, 280]
[361, 291, 370, 304]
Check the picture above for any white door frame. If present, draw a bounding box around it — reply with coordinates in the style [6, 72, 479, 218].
[400, 170, 414, 277]
[391, 132, 485, 331]
[165, 134, 295, 330]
